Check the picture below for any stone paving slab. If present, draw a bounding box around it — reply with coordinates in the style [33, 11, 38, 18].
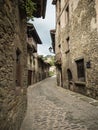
[20, 77, 98, 130]
[57, 86, 98, 106]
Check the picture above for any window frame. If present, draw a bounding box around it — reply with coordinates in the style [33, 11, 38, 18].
[75, 59, 85, 82]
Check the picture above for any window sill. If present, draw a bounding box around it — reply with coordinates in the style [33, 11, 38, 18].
[75, 81, 86, 86]
[69, 81, 74, 84]
[65, 49, 70, 54]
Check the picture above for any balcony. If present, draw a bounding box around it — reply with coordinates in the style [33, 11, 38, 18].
[27, 37, 37, 53]
[55, 52, 62, 65]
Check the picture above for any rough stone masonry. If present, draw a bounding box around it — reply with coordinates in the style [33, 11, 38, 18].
[0, 0, 27, 130]
[54, 0, 98, 99]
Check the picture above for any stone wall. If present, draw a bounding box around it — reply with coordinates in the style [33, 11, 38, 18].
[0, 0, 27, 129]
[69, 0, 98, 98]
[37, 57, 50, 81]
[55, 0, 98, 99]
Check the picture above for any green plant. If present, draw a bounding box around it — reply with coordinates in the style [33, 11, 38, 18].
[49, 71, 54, 77]
[21, 0, 36, 21]
[26, 0, 36, 20]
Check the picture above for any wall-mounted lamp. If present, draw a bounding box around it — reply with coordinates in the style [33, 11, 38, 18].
[49, 47, 54, 53]
[86, 61, 91, 68]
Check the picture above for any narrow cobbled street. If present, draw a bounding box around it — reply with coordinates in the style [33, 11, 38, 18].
[20, 76, 98, 130]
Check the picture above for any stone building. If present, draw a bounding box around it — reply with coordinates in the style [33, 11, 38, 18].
[50, 29, 62, 85]
[0, 0, 47, 130]
[27, 23, 50, 85]
[52, 0, 98, 99]
[38, 56, 50, 81]
[27, 23, 42, 85]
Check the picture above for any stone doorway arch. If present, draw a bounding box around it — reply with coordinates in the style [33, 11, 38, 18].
[67, 69, 74, 91]
[67, 69, 72, 81]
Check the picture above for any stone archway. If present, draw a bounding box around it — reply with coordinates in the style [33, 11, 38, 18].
[67, 69, 72, 81]
[67, 69, 74, 91]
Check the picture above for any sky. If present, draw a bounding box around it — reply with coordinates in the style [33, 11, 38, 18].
[30, 0, 55, 56]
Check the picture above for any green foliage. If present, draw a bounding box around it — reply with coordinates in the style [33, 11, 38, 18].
[49, 60, 54, 66]
[49, 56, 55, 66]
[39, 55, 44, 59]
[42, 55, 55, 66]
[26, 0, 36, 21]
[21, 0, 36, 21]
[49, 71, 54, 77]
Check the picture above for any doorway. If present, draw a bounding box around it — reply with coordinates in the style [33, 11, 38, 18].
[28, 70, 32, 85]
[67, 69, 74, 91]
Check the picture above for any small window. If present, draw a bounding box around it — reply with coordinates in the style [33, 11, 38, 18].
[59, 21, 60, 26]
[58, 44, 61, 53]
[65, 4, 69, 24]
[33, 57, 35, 65]
[76, 59, 85, 81]
[29, 55, 32, 64]
[16, 49, 21, 86]
[58, 44, 61, 48]
[58, 21, 61, 30]
[65, 37, 70, 53]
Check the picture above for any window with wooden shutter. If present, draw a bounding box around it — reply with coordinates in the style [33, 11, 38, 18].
[76, 59, 85, 81]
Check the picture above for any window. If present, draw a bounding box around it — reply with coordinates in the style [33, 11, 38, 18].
[33, 57, 35, 65]
[65, 37, 70, 53]
[65, 4, 69, 24]
[58, 20, 61, 31]
[29, 55, 32, 64]
[58, 44, 61, 49]
[16, 49, 21, 86]
[59, 21, 60, 26]
[76, 59, 85, 81]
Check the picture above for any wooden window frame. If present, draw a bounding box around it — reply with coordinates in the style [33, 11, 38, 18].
[75, 59, 85, 82]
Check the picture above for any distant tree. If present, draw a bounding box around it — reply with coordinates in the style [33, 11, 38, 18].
[49, 61, 54, 66]
[39, 55, 44, 59]
[44, 57, 47, 60]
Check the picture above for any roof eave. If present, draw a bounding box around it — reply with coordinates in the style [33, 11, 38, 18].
[33, 0, 47, 19]
[52, 0, 57, 5]
[27, 23, 42, 44]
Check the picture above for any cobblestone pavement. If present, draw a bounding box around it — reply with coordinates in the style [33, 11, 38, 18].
[20, 76, 98, 130]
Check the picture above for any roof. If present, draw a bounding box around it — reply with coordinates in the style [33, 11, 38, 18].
[27, 23, 42, 44]
[52, 0, 57, 5]
[33, 0, 47, 19]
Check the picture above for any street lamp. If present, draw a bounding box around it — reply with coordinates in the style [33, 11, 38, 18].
[49, 47, 54, 53]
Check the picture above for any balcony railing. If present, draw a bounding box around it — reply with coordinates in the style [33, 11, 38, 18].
[55, 52, 62, 65]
